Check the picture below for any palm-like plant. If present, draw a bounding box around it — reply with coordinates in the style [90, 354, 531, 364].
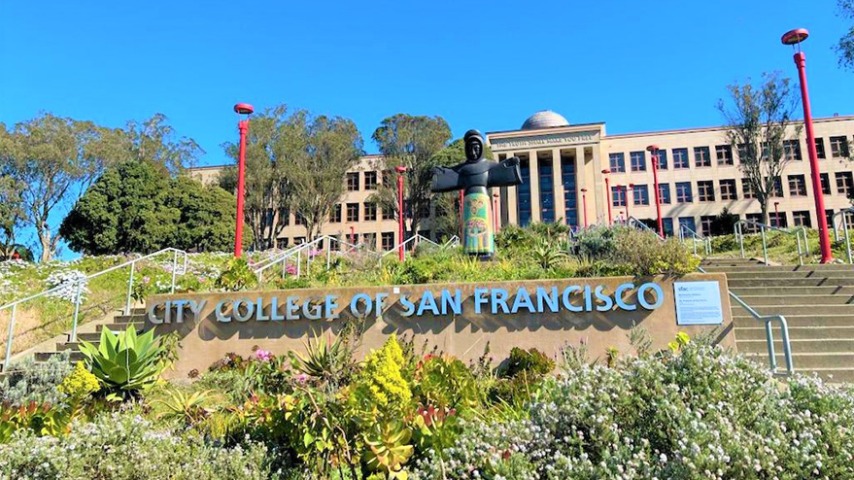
[289, 333, 355, 386]
[532, 239, 567, 270]
[154, 388, 215, 425]
[78, 326, 168, 397]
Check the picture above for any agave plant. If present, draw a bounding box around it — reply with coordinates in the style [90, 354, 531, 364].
[288, 333, 354, 386]
[78, 325, 168, 397]
[154, 388, 215, 425]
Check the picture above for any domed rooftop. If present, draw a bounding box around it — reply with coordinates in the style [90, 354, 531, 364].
[521, 110, 569, 130]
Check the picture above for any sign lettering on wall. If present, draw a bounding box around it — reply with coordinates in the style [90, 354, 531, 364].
[147, 282, 665, 325]
[673, 281, 724, 325]
[489, 131, 599, 151]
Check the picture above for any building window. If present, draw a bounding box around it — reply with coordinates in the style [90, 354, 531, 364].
[744, 214, 762, 232]
[381, 232, 395, 251]
[770, 176, 784, 197]
[418, 200, 431, 219]
[658, 183, 671, 204]
[611, 186, 626, 207]
[821, 173, 831, 195]
[364, 171, 378, 190]
[656, 149, 668, 170]
[788, 175, 807, 196]
[382, 169, 394, 187]
[737, 143, 749, 163]
[700, 216, 715, 236]
[362, 233, 376, 250]
[815, 138, 826, 159]
[294, 236, 306, 245]
[381, 206, 394, 220]
[663, 218, 674, 237]
[673, 148, 689, 169]
[633, 184, 649, 205]
[276, 238, 290, 249]
[720, 179, 737, 200]
[742, 178, 756, 199]
[364, 202, 377, 221]
[675, 182, 693, 203]
[830, 136, 850, 158]
[561, 154, 578, 227]
[278, 208, 290, 226]
[783, 140, 802, 160]
[793, 211, 811, 227]
[678, 217, 696, 234]
[716, 145, 734, 166]
[517, 156, 532, 227]
[836, 172, 854, 197]
[694, 146, 712, 167]
[346, 203, 359, 222]
[330, 204, 342, 223]
[538, 156, 555, 223]
[771, 211, 787, 228]
[630, 151, 646, 171]
[697, 180, 715, 202]
[295, 213, 305, 225]
[346, 172, 360, 191]
[609, 153, 626, 173]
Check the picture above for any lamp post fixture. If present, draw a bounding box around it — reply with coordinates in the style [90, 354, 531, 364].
[646, 144, 665, 237]
[233, 103, 254, 258]
[580, 188, 589, 228]
[396, 166, 407, 262]
[782, 28, 833, 263]
[774, 201, 781, 227]
[601, 169, 612, 225]
[626, 184, 634, 220]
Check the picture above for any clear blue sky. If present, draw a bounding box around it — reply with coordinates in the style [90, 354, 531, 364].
[1, 0, 852, 167]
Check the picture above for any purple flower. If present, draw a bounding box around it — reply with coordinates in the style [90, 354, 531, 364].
[142, 276, 151, 284]
[308, 249, 321, 258]
[254, 349, 273, 362]
[295, 373, 309, 384]
[285, 264, 297, 275]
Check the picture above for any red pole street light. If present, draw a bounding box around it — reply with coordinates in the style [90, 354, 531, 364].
[782, 28, 833, 263]
[580, 188, 589, 228]
[626, 183, 634, 220]
[396, 166, 407, 262]
[601, 169, 612, 225]
[647, 145, 665, 237]
[233, 103, 254, 258]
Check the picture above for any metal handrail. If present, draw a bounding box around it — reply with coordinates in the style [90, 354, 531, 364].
[253, 235, 379, 281]
[625, 216, 665, 241]
[1, 247, 188, 368]
[679, 224, 712, 256]
[832, 208, 854, 264]
[380, 234, 441, 258]
[734, 220, 809, 266]
[697, 266, 794, 375]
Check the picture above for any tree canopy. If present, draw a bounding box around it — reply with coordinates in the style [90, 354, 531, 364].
[717, 72, 800, 225]
[838, 0, 854, 71]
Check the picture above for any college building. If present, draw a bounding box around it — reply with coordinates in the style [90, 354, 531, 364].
[190, 111, 854, 250]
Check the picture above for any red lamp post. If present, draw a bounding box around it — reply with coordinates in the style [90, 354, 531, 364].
[233, 103, 254, 258]
[646, 145, 665, 237]
[601, 169, 612, 225]
[396, 166, 407, 261]
[782, 28, 833, 263]
[774, 201, 781, 227]
[626, 184, 634, 219]
[580, 188, 589, 228]
[492, 192, 500, 233]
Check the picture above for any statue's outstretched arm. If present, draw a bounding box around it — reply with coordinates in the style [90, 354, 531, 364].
[486, 157, 523, 187]
[431, 166, 462, 193]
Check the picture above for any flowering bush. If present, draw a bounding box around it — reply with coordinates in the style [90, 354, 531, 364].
[350, 335, 412, 419]
[45, 269, 89, 304]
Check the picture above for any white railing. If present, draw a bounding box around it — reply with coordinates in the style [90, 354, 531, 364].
[0, 248, 188, 369]
[253, 235, 376, 282]
[625, 216, 665, 241]
[832, 208, 854, 264]
[379, 234, 459, 260]
[734, 220, 809, 266]
[697, 266, 794, 375]
[679, 224, 712, 256]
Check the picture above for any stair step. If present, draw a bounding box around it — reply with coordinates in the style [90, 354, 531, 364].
[56, 341, 98, 352]
[728, 277, 854, 288]
[35, 351, 84, 362]
[734, 315, 854, 328]
[703, 264, 854, 273]
[734, 294, 854, 305]
[113, 314, 146, 324]
[801, 368, 854, 383]
[737, 338, 854, 354]
[736, 326, 854, 340]
[75, 332, 104, 343]
[742, 352, 854, 369]
[729, 286, 854, 296]
[96, 323, 143, 333]
[732, 304, 854, 316]
[724, 271, 854, 280]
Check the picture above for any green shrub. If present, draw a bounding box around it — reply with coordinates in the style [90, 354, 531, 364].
[414, 355, 479, 412]
[214, 258, 257, 292]
[350, 335, 412, 420]
[499, 347, 555, 379]
[0, 353, 72, 407]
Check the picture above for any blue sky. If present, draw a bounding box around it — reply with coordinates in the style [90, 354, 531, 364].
[1, 0, 852, 167]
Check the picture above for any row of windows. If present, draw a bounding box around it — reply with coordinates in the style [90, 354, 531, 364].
[608, 136, 851, 173]
[270, 231, 405, 252]
[345, 169, 404, 192]
[646, 209, 851, 238]
[610, 172, 854, 206]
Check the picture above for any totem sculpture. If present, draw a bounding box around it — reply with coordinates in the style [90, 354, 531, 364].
[431, 130, 523, 258]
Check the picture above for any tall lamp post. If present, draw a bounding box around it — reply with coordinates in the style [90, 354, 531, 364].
[233, 103, 254, 258]
[626, 184, 634, 220]
[580, 188, 589, 228]
[782, 28, 833, 263]
[646, 145, 665, 237]
[774, 201, 781, 227]
[601, 169, 612, 225]
[396, 166, 407, 261]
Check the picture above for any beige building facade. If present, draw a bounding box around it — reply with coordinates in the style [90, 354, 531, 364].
[190, 111, 854, 250]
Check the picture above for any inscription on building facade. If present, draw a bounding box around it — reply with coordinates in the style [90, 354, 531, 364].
[489, 131, 599, 150]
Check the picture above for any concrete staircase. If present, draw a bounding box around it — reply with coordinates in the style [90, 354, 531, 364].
[33, 309, 147, 365]
[701, 257, 854, 382]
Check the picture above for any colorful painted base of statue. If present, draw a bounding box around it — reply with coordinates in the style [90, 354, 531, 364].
[464, 189, 494, 255]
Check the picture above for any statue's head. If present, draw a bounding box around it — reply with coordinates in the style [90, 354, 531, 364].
[464, 129, 484, 162]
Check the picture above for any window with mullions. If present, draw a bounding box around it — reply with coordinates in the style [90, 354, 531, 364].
[815, 138, 826, 159]
[381, 232, 394, 250]
[783, 140, 802, 160]
[788, 175, 807, 196]
[630, 151, 646, 171]
[538, 158, 555, 223]
[364, 171, 378, 190]
[632, 184, 649, 205]
[658, 183, 671, 204]
[821, 173, 831, 195]
[694, 146, 712, 167]
[662, 218, 674, 237]
[346, 172, 360, 191]
[330, 204, 342, 223]
[720, 179, 737, 200]
[655, 149, 668, 170]
[716, 145, 734, 166]
[793, 211, 811, 227]
[697, 181, 715, 202]
[517, 157, 532, 226]
[346, 203, 359, 222]
[673, 148, 689, 169]
[364, 202, 377, 221]
[561, 155, 578, 227]
[830, 136, 850, 158]
[675, 182, 693, 203]
[742, 178, 755, 199]
[836, 172, 854, 197]
[678, 217, 696, 235]
[611, 186, 626, 207]
[609, 153, 626, 173]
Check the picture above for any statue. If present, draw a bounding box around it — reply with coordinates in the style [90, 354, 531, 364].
[431, 130, 523, 258]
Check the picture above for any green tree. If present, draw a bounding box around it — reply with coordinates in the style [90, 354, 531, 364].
[370, 114, 452, 241]
[90, 113, 202, 173]
[838, 0, 854, 70]
[169, 176, 249, 252]
[220, 105, 292, 250]
[0, 175, 25, 260]
[0, 114, 105, 262]
[717, 72, 800, 225]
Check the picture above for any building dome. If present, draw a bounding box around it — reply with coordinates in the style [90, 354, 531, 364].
[521, 110, 569, 130]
